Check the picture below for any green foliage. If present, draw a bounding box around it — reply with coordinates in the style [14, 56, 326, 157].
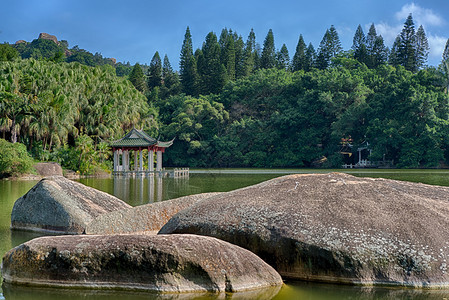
[197, 32, 227, 95]
[0, 59, 152, 173]
[180, 27, 199, 96]
[129, 63, 146, 92]
[292, 35, 308, 72]
[0, 44, 19, 61]
[260, 29, 276, 69]
[0, 139, 34, 177]
[3, 24, 449, 172]
[147, 52, 162, 89]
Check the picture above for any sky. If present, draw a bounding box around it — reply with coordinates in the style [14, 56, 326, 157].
[1, 0, 448, 69]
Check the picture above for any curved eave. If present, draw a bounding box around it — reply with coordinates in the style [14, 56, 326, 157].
[156, 138, 175, 148]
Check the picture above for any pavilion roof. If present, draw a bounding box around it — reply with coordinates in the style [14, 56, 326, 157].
[110, 128, 174, 148]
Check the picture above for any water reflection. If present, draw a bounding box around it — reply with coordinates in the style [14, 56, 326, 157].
[273, 281, 449, 300]
[83, 175, 193, 207]
[2, 283, 281, 300]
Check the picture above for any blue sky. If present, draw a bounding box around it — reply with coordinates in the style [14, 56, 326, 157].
[1, 0, 448, 68]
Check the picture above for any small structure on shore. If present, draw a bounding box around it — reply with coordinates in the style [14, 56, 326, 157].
[110, 129, 187, 177]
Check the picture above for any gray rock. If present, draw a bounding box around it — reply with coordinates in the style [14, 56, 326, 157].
[11, 176, 131, 234]
[86, 193, 222, 235]
[159, 173, 449, 288]
[2, 234, 283, 293]
[33, 162, 63, 176]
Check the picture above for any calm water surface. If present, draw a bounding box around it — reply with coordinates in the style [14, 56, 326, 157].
[1, 169, 449, 300]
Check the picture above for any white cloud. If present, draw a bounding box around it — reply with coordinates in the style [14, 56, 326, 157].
[428, 34, 447, 61]
[372, 22, 402, 46]
[395, 3, 444, 28]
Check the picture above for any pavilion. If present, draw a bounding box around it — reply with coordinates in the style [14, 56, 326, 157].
[110, 128, 174, 175]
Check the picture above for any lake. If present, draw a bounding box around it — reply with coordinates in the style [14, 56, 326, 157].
[1, 169, 449, 299]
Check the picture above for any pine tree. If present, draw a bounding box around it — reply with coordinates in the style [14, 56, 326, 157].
[444, 38, 449, 64]
[292, 34, 307, 72]
[389, 36, 401, 66]
[443, 39, 449, 93]
[352, 25, 368, 65]
[398, 14, 417, 72]
[234, 35, 245, 79]
[316, 25, 342, 69]
[223, 33, 236, 81]
[260, 29, 276, 69]
[305, 43, 316, 71]
[180, 26, 198, 95]
[415, 25, 429, 70]
[328, 25, 343, 57]
[316, 29, 331, 69]
[243, 29, 256, 76]
[147, 51, 162, 89]
[366, 24, 377, 56]
[162, 54, 180, 95]
[365, 24, 387, 68]
[371, 35, 388, 68]
[276, 44, 290, 70]
[129, 63, 146, 93]
[197, 32, 226, 94]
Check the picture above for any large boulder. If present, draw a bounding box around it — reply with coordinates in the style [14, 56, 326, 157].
[33, 162, 63, 176]
[86, 193, 222, 235]
[11, 176, 131, 234]
[2, 234, 283, 294]
[160, 173, 449, 287]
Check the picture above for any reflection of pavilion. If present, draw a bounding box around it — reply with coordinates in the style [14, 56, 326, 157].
[111, 128, 187, 176]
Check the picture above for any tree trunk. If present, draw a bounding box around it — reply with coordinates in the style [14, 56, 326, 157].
[11, 117, 17, 143]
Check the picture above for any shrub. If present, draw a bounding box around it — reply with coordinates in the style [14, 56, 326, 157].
[0, 139, 34, 177]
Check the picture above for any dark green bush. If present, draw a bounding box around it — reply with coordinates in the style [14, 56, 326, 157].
[0, 139, 34, 177]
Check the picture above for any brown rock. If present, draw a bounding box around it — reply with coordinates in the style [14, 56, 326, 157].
[86, 193, 222, 235]
[2, 234, 283, 293]
[159, 173, 449, 288]
[15, 40, 27, 45]
[11, 176, 131, 234]
[38, 33, 58, 44]
[33, 162, 63, 177]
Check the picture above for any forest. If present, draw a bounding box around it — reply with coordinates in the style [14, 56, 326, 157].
[1, 14, 449, 176]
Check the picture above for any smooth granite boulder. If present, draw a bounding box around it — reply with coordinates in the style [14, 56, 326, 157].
[11, 176, 131, 234]
[2, 234, 283, 293]
[86, 193, 222, 235]
[33, 162, 63, 176]
[159, 173, 449, 287]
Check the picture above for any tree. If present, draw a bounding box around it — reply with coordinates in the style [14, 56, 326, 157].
[397, 14, 417, 72]
[128, 63, 146, 92]
[443, 38, 449, 94]
[352, 25, 368, 65]
[234, 35, 245, 79]
[223, 32, 236, 81]
[371, 35, 388, 68]
[147, 51, 162, 89]
[260, 29, 276, 69]
[316, 25, 342, 69]
[305, 43, 316, 71]
[0, 139, 34, 177]
[415, 25, 429, 70]
[292, 35, 307, 72]
[180, 27, 198, 96]
[0, 44, 19, 61]
[243, 29, 257, 76]
[276, 44, 290, 70]
[197, 32, 227, 95]
[389, 36, 401, 66]
[161, 54, 181, 97]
